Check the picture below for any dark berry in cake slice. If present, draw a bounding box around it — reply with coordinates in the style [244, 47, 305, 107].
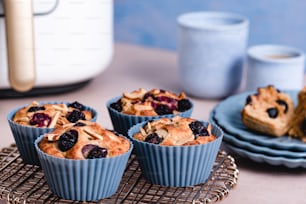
[156, 96, 178, 111]
[68, 101, 85, 111]
[58, 130, 78, 151]
[66, 110, 86, 123]
[177, 99, 192, 112]
[87, 146, 108, 159]
[266, 108, 278, 118]
[27, 106, 46, 112]
[145, 133, 163, 144]
[82, 144, 95, 157]
[156, 96, 176, 103]
[30, 113, 51, 127]
[110, 100, 123, 112]
[245, 95, 252, 105]
[189, 121, 209, 139]
[155, 104, 173, 115]
[142, 93, 156, 102]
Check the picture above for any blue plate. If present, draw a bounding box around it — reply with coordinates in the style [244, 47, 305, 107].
[223, 142, 306, 168]
[213, 91, 306, 151]
[223, 133, 306, 158]
[209, 111, 306, 158]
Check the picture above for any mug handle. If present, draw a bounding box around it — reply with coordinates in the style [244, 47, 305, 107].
[4, 0, 35, 92]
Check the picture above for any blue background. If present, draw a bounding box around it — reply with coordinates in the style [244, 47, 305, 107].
[114, 0, 306, 52]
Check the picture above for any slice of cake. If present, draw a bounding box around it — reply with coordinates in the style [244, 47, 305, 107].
[288, 87, 306, 141]
[241, 85, 294, 136]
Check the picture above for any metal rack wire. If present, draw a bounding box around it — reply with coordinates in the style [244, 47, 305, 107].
[0, 144, 238, 203]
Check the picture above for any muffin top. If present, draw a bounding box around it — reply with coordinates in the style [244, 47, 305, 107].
[133, 116, 216, 146]
[38, 121, 131, 159]
[110, 88, 192, 116]
[13, 101, 93, 128]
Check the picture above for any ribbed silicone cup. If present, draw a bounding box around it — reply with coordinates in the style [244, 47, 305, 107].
[106, 96, 194, 136]
[128, 120, 223, 187]
[35, 135, 133, 201]
[7, 102, 98, 166]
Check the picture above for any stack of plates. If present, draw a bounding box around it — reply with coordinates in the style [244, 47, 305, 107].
[209, 90, 306, 168]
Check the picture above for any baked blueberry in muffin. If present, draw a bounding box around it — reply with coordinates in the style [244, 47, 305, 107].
[110, 88, 192, 116]
[38, 121, 130, 159]
[13, 101, 93, 128]
[133, 116, 216, 146]
[241, 85, 294, 136]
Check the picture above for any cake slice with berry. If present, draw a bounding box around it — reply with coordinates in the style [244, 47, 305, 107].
[241, 85, 294, 136]
[288, 87, 306, 141]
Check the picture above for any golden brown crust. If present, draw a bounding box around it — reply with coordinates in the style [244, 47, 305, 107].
[241, 85, 294, 136]
[133, 116, 216, 146]
[38, 121, 130, 159]
[12, 101, 93, 128]
[116, 88, 190, 116]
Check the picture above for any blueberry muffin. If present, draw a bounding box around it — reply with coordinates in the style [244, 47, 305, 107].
[107, 88, 193, 135]
[7, 101, 97, 165]
[128, 117, 223, 187]
[133, 116, 216, 146]
[38, 121, 130, 159]
[35, 121, 133, 201]
[110, 88, 192, 116]
[288, 87, 306, 141]
[13, 101, 94, 128]
[241, 85, 294, 136]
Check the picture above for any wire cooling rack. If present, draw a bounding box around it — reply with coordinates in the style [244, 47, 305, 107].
[0, 144, 238, 203]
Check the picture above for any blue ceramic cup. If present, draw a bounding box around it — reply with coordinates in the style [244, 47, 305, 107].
[246, 44, 305, 91]
[177, 11, 249, 99]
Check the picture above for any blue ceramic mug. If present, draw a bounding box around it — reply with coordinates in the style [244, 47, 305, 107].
[177, 11, 249, 99]
[246, 44, 305, 91]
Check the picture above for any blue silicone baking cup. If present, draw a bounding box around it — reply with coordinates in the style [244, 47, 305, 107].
[7, 102, 98, 166]
[35, 134, 133, 201]
[106, 96, 194, 136]
[128, 120, 223, 187]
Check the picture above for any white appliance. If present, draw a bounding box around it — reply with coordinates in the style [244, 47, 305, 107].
[0, 0, 113, 95]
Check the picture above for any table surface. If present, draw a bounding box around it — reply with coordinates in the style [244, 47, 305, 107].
[1, 43, 306, 204]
